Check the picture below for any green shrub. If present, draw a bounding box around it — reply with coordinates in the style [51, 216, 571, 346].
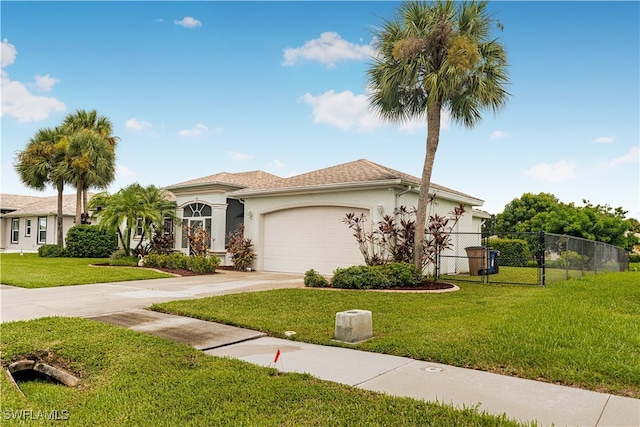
[142, 252, 162, 268]
[487, 238, 531, 267]
[37, 244, 69, 258]
[186, 255, 220, 274]
[66, 225, 118, 258]
[304, 269, 329, 287]
[144, 253, 189, 270]
[109, 249, 139, 267]
[143, 252, 218, 274]
[331, 265, 392, 290]
[380, 262, 420, 288]
[629, 254, 640, 263]
[168, 253, 189, 270]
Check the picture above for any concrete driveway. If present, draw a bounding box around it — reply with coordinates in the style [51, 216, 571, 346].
[0, 271, 303, 322]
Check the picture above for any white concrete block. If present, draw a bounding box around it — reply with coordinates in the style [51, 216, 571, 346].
[335, 309, 372, 343]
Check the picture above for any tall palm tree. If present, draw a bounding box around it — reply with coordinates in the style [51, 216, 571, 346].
[62, 109, 119, 219]
[64, 132, 116, 224]
[14, 126, 69, 246]
[88, 184, 177, 256]
[367, 0, 510, 269]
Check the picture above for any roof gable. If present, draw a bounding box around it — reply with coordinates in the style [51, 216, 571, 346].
[266, 159, 421, 189]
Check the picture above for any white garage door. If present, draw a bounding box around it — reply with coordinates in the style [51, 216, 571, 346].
[262, 206, 368, 275]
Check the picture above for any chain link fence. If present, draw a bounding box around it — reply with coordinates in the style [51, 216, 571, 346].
[437, 232, 629, 286]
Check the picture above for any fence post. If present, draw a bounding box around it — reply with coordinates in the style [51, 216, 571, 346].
[565, 236, 569, 280]
[538, 231, 546, 287]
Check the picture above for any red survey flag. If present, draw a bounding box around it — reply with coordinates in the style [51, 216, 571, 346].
[273, 349, 281, 363]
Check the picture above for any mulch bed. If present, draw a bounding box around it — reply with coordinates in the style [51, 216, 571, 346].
[94, 263, 235, 277]
[389, 281, 455, 291]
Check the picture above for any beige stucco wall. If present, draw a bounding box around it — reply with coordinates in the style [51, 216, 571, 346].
[243, 187, 483, 273]
[172, 190, 231, 254]
[0, 214, 74, 252]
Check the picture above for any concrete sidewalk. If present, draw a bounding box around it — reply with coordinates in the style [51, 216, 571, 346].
[89, 309, 640, 427]
[3, 272, 639, 426]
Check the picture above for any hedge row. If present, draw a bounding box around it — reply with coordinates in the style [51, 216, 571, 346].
[143, 252, 220, 274]
[304, 262, 420, 290]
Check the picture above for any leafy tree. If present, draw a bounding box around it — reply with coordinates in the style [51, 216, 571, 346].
[88, 183, 177, 256]
[367, 0, 510, 269]
[14, 126, 69, 246]
[495, 192, 560, 233]
[496, 193, 637, 250]
[62, 109, 119, 223]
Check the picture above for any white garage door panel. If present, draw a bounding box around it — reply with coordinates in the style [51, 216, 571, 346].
[263, 206, 367, 275]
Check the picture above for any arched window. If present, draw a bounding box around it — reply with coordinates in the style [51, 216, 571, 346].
[181, 202, 212, 250]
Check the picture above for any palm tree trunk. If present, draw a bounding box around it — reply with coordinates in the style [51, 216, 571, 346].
[56, 182, 64, 246]
[83, 188, 88, 221]
[75, 181, 83, 225]
[413, 104, 442, 271]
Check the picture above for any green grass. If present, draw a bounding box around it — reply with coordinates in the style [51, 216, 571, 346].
[0, 253, 172, 288]
[0, 317, 529, 426]
[153, 272, 640, 398]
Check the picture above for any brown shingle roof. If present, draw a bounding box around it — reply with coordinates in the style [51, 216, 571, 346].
[166, 170, 283, 190]
[0, 194, 43, 211]
[165, 159, 481, 203]
[1, 193, 91, 217]
[265, 159, 421, 189]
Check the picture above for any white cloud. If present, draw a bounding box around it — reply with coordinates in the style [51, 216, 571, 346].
[31, 74, 59, 92]
[125, 117, 152, 131]
[300, 89, 448, 134]
[175, 16, 202, 28]
[178, 123, 208, 137]
[300, 90, 382, 132]
[523, 160, 576, 183]
[268, 160, 285, 168]
[227, 150, 251, 161]
[490, 130, 511, 140]
[596, 146, 639, 170]
[283, 32, 374, 68]
[593, 136, 616, 144]
[1, 38, 17, 67]
[1, 39, 66, 122]
[116, 164, 136, 177]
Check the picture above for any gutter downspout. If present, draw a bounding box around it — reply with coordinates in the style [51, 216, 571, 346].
[395, 185, 413, 209]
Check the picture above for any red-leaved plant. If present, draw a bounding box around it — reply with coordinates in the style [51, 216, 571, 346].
[342, 196, 465, 277]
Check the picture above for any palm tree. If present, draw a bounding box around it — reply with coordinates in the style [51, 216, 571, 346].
[88, 184, 177, 256]
[367, 0, 510, 269]
[64, 132, 116, 224]
[62, 109, 119, 219]
[14, 126, 69, 246]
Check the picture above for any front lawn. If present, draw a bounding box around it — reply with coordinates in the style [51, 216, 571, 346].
[153, 272, 640, 398]
[0, 253, 172, 288]
[0, 317, 527, 426]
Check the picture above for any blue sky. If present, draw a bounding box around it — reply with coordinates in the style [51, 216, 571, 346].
[2, 1, 639, 219]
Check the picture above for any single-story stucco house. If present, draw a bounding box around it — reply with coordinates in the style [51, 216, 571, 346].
[0, 193, 82, 252]
[165, 159, 490, 275]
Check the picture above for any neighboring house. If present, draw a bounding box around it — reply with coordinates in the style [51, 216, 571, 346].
[165, 159, 490, 275]
[0, 193, 86, 252]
